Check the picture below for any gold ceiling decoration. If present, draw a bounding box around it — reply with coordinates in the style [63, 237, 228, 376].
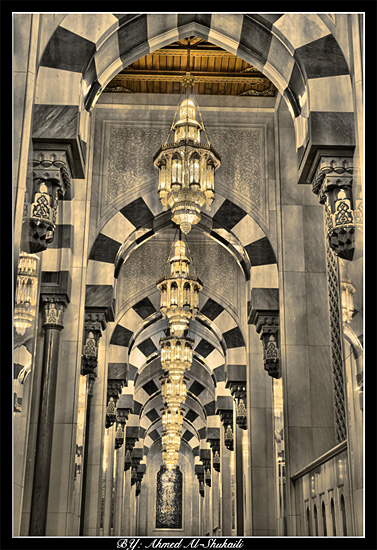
[104, 36, 276, 96]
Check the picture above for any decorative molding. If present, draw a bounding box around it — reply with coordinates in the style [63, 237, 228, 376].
[22, 150, 72, 253]
[249, 288, 280, 379]
[311, 155, 355, 261]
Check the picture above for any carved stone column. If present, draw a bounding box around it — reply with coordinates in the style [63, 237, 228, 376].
[113, 397, 133, 536]
[207, 432, 221, 473]
[216, 397, 234, 452]
[226, 365, 247, 430]
[22, 150, 71, 254]
[310, 155, 355, 261]
[29, 291, 69, 535]
[195, 465, 205, 497]
[106, 380, 124, 429]
[248, 288, 280, 379]
[200, 449, 212, 488]
[135, 464, 146, 497]
[79, 309, 109, 536]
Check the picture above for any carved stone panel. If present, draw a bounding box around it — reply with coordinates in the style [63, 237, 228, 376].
[103, 124, 167, 208]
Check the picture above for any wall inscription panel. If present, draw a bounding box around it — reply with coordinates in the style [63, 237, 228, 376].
[209, 127, 264, 214]
[99, 120, 265, 221]
[156, 466, 183, 529]
[104, 124, 167, 207]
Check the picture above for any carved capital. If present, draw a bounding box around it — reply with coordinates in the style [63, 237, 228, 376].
[41, 296, 68, 330]
[311, 155, 355, 261]
[22, 150, 72, 253]
[216, 408, 234, 451]
[249, 289, 281, 379]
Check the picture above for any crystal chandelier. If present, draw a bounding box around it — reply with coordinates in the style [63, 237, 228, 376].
[153, 41, 221, 235]
[14, 252, 40, 334]
[157, 237, 202, 337]
[154, 98, 221, 234]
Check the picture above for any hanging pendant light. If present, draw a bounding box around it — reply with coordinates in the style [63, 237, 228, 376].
[153, 39, 221, 234]
[14, 252, 40, 334]
[157, 235, 202, 337]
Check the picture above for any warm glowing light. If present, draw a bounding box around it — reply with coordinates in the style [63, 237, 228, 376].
[14, 252, 40, 334]
[154, 98, 221, 234]
[157, 239, 202, 337]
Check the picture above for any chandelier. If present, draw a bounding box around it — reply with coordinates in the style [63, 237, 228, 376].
[14, 252, 40, 334]
[153, 40, 221, 235]
[157, 237, 202, 337]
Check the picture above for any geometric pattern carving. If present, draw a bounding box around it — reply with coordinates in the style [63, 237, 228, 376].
[325, 233, 347, 442]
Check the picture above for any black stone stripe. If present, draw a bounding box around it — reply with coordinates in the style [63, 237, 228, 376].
[85, 284, 114, 309]
[189, 380, 205, 397]
[283, 84, 301, 118]
[182, 430, 194, 442]
[137, 338, 158, 357]
[222, 326, 245, 349]
[120, 198, 154, 229]
[212, 199, 247, 231]
[200, 298, 224, 321]
[128, 364, 138, 381]
[237, 15, 273, 66]
[117, 15, 148, 59]
[204, 400, 216, 416]
[132, 297, 157, 320]
[148, 429, 159, 442]
[178, 14, 212, 28]
[244, 236, 276, 266]
[213, 365, 225, 382]
[193, 446, 200, 456]
[185, 409, 199, 423]
[195, 339, 215, 358]
[142, 379, 159, 396]
[296, 34, 349, 79]
[139, 427, 146, 438]
[110, 324, 133, 347]
[133, 401, 142, 415]
[89, 233, 121, 264]
[198, 427, 207, 439]
[40, 26, 96, 73]
[146, 409, 159, 422]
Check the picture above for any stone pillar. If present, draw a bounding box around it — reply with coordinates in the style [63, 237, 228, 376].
[103, 425, 115, 536]
[29, 290, 69, 535]
[226, 366, 247, 536]
[201, 449, 212, 535]
[130, 447, 143, 535]
[121, 428, 139, 535]
[248, 289, 279, 536]
[216, 398, 233, 535]
[79, 309, 108, 535]
[195, 465, 204, 534]
[113, 399, 133, 536]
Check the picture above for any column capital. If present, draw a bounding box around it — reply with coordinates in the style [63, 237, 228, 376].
[22, 149, 72, 253]
[106, 380, 124, 429]
[40, 283, 70, 331]
[310, 153, 356, 261]
[249, 288, 281, 379]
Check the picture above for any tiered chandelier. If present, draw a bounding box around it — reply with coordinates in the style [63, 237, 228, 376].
[157, 239, 202, 337]
[14, 252, 40, 334]
[157, 234, 200, 469]
[153, 41, 221, 235]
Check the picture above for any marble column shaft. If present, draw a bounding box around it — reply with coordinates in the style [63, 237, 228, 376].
[103, 425, 115, 535]
[121, 468, 132, 535]
[220, 423, 232, 535]
[29, 299, 66, 535]
[113, 443, 126, 535]
[234, 421, 244, 535]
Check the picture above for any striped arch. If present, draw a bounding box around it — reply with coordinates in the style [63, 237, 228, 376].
[35, 13, 355, 184]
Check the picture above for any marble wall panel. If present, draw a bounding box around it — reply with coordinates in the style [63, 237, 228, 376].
[284, 345, 312, 427]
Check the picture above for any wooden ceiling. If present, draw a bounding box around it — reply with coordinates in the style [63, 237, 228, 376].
[104, 36, 276, 97]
